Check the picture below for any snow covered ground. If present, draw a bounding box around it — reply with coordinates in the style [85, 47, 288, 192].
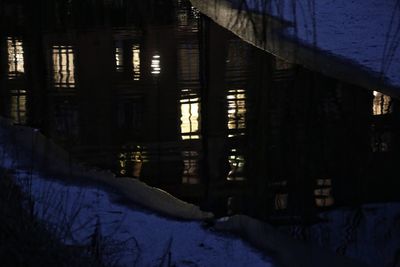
[0, 118, 274, 266]
[234, 0, 400, 88]
[7, 170, 274, 267]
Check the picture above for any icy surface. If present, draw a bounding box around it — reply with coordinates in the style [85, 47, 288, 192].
[10, 170, 273, 267]
[232, 0, 400, 89]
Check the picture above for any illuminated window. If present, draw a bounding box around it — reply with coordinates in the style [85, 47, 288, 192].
[227, 149, 245, 181]
[132, 44, 140, 80]
[372, 91, 392, 115]
[151, 54, 161, 75]
[315, 178, 334, 207]
[7, 37, 25, 79]
[180, 89, 200, 140]
[227, 89, 246, 137]
[118, 147, 147, 177]
[182, 151, 199, 184]
[52, 46, 75, 88]
[10, 89, 27, 124]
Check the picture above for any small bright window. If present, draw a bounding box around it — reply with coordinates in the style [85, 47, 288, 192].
[372, 91, 392, 115]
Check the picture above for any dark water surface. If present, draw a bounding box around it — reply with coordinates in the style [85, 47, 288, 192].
[1, 0, 400, 221]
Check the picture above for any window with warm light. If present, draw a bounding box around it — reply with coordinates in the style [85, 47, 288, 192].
[52, 46, 75, 88]
[7, 37, 25, 79]
[372, 91, 392, 115]
[180, 89, 200, 140]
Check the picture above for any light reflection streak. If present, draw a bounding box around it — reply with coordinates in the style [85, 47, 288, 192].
[227, 148, 245, 181]
[151, 54, 161, 75]
[132, 44, 140, 80]
[115, 47, 123, 72]
[7, 37, 25, 78]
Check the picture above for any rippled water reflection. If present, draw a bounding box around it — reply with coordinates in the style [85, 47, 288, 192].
[1, 0, 400, 221]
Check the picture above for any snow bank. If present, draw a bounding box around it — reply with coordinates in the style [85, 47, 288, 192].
[191, 0, 400, 96]
[0, 117, 212, 220]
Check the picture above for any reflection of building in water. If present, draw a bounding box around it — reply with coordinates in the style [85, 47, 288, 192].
[227, 89, 246, 137]
[182, 150, 199, 184]
[372, 90, 392, 115]
[7, 37, 25, 79]
[10, 89, 27, 124]
[3, 0, 400, 222]
[52, 45, 75, 88]
[118, 146, 148, 177]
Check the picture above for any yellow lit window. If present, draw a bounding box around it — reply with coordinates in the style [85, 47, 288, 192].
[7, 37, 25, 78]
[52, 46, 75, 87]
